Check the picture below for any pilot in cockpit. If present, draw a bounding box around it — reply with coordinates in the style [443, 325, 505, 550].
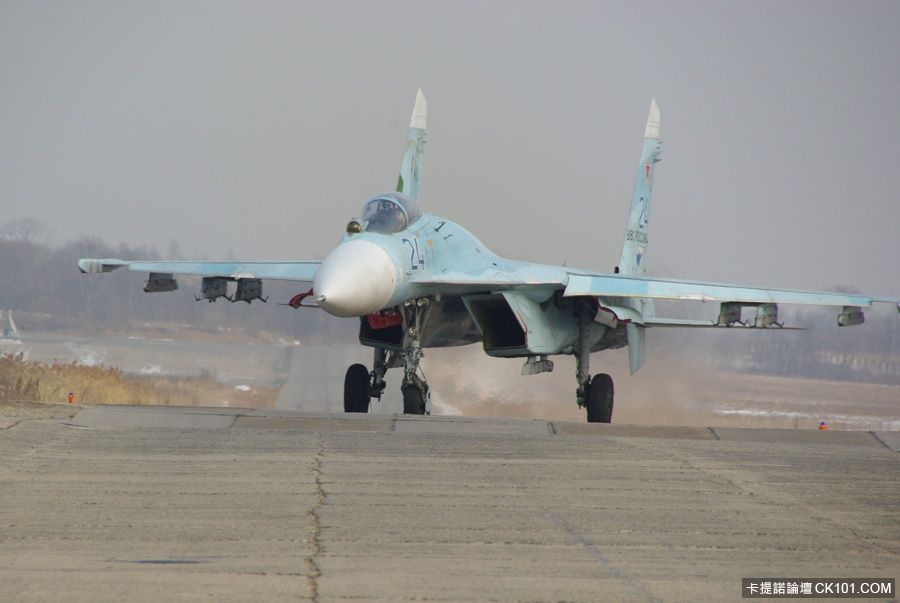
[363, 199, 407, 233]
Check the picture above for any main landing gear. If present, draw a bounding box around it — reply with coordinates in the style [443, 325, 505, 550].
[575, 302, 614, 423]
[343, 297, 432, 415]
[584, 374, 614, 423]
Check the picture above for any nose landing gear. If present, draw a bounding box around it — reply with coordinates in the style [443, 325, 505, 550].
[398, 297, 431, 415]
[342, 297, 433, 415]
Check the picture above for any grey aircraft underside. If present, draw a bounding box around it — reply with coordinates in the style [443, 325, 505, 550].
[79, 90, 899, 422]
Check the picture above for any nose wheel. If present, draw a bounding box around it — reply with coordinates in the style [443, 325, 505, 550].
[401, 380, 427, 415]
[343, 363, 371, 413]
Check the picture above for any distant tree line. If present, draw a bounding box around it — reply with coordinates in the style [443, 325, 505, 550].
[734, 304, 899, 383]
[656, 301, 900, 384]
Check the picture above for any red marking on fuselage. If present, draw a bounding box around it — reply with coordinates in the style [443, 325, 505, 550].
[366, 310, 402, 330]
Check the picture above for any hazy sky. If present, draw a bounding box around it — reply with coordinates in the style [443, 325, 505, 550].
[2, 1, 899, 294]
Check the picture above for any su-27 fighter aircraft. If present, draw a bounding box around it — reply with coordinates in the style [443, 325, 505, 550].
[79, 90, 900, 422]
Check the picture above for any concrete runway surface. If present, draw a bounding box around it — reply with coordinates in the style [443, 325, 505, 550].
[0, 403, 898, 602]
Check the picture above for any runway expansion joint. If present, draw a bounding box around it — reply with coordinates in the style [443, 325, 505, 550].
[305, 433, 326, 602]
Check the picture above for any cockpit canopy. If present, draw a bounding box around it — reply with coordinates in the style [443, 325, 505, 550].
[360, 192, 422, 234]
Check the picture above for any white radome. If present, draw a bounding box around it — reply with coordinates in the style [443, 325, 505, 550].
[314, 239, 397, 317]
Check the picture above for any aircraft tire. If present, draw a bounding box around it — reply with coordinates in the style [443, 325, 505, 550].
[344, 363, 370, 413]
[586, 373, 614, 423]
[402, 384, 426, 415]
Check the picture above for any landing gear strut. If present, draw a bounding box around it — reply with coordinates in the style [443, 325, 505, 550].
[399, 297, 432, 415]
[342, 297, 433, 415]
[575, 301, 614, 423]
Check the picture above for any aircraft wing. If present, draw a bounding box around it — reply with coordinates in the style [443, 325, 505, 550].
[78, 258, 320, 282]
[562, 273, 890, 307]
[413, 267, 897, 308]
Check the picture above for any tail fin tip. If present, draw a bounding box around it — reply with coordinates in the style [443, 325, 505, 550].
[644, 98, 660, 140]
[397, 89, 428, 200]
[410, 88, 427, 130]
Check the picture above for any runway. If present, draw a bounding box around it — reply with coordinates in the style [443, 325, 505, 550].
[1, 402, 897, 602]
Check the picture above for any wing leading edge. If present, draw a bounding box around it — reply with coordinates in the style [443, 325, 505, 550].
[78, 259, 320, 282]
[562, 273, 896, 309]
[410, 267, 895, 311]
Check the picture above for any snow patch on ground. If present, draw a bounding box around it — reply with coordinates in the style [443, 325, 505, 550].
[714, 406, 900, 431]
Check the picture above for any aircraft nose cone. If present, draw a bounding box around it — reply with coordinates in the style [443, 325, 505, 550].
[314, 239, 397, 317]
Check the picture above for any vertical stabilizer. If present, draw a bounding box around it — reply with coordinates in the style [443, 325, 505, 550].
[618, 99, 662, 276]
[396, 88, 427, 201]
[617, 100, 661, 373]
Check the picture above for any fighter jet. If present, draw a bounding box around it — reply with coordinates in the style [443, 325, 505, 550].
[78, 90, 899, 422]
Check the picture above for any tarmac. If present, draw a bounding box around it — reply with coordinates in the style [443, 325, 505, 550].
[0, 402, 898, 602]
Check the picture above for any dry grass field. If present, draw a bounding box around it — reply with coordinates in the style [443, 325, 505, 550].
[0, 354, 278, 408]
